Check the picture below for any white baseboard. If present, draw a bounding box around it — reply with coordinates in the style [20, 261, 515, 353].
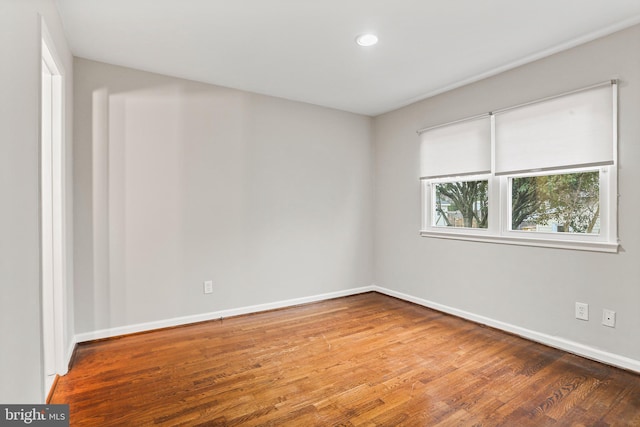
[46, 338, 77, 401]
[74, 285, 376, 343]
[72, 284, 640, 374]
[372, 285, 640, 374]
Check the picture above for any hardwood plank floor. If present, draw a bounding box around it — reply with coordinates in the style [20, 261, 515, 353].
[51, 292, 640, 426]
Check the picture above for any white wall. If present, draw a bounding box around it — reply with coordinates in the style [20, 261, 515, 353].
[0, 0, 74, 403]
[374, 25, 640, 365]
[73, 58, 373, 334]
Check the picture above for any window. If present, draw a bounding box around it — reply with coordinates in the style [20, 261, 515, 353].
[510, 170, 600, 234]
[433, 179, 488, 229]
[419, 81, 618, 252]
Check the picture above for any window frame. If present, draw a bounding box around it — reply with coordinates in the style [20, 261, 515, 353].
[421, 168, 618, 253]
[501, 166, 616, 246]
[421, 169, 617, 252]
[422, 174, 494, 237]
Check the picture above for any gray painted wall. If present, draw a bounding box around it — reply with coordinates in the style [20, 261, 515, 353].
[0, 0, 74, 403]
[374, 25, 640, 361]
[73, 58, 374, 334]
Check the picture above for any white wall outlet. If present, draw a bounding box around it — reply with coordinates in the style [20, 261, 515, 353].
[602, 309, 616, 327]
[203, 280, 213, 294]
[575, 302, 589, 321]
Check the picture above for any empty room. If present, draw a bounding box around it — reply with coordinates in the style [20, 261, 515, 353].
[2, 0, 640, 425]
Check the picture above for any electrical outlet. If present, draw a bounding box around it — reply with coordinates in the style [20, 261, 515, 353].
[602, 309, 616, 327]
[203, 280, 213, 294]
[575, 302, 589, 321]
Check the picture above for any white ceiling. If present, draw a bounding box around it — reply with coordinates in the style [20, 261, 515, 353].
[55, 0, 640, 116]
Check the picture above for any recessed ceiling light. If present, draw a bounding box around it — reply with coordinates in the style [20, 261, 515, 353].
[356, 33, 378, 47]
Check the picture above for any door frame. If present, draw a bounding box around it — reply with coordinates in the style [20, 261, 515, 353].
[40, 17, 68, 401]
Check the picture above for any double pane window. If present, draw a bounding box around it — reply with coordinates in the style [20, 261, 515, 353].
[419, 81, 617, 252]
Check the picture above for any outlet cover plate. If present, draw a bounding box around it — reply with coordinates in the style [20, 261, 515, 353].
[204, 280, 213, 294]
[575, 302, 589, 321]
[602, 309, 616, 327]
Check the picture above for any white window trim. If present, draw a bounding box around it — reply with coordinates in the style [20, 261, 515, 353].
[420, 81, 619, 253]
[419, 228, 619, 253]
[421, 169, 618, 254]
[422, 174, 495, 235]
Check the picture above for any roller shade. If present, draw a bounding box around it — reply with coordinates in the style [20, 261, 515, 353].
[419, 115, 491, 179]
[494, 82, 616, 175]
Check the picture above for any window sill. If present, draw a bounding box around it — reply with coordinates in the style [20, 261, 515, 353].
[419, 230, 619, 253]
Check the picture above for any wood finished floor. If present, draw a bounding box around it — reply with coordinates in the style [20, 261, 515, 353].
[51, 293, 640, 426]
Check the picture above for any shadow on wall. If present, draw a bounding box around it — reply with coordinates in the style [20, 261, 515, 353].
[76, 75, 372, 334]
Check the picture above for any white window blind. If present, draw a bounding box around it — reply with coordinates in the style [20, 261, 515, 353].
[494, 82, 616, 175]
[419, 115, 491, 179]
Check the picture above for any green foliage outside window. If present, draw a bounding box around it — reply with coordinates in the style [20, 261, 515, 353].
[512, 171, 599, 234]
[435, 181, 488, 229]
[434, 171, 599, 234]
